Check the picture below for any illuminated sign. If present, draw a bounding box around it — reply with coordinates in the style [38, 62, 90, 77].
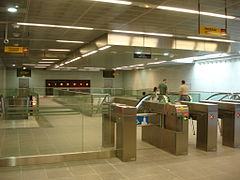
[134, 53, 151, 59]
[209, 114, 215, 119]
[4, 46, 28, 53]
[17, 68, 31, 77]
[200, 26, 227, 37]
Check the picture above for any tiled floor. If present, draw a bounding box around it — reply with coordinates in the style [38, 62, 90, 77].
[1, 98, 240, 179]
[1, 144, 240, 180]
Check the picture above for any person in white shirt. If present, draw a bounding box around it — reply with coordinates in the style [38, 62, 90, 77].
[179, 80, 190, 101]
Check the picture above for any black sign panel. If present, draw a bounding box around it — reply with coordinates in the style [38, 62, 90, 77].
[17, 69, 31, 77]
[134, 53, 151, 59]
[103, 70, 115, 78]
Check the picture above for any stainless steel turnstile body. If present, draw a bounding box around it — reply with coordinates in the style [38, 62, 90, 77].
[181, 102, 218, 151]
[141, 103, 189, 155]
[102, 103, 137, 162]
[202, 100, 240, 148]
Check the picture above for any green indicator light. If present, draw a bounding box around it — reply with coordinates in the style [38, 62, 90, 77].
[184, 117, 188, 120]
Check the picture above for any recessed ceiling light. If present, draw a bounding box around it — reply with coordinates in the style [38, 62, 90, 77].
[8, 7, 17, 13]
[48, 49, 71, 52]
[12, 64, 16, 67]
[23, 67, 26, 70]
[93, 0, 132, 5]
[56, 40, 84, 43]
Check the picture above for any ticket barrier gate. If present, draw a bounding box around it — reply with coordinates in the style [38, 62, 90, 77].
[141, 103, 189, 155]
[201, 100, 240, 148]
[181, 102, 218, 151]
[102, 103, 137, 162]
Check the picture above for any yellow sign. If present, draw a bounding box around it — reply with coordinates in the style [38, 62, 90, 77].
[200, 26, 227, 37]
[4, 46, 28, 53]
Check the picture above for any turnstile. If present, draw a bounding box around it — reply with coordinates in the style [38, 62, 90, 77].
[103, 103, 137, 162]
[201, 100, 240, 148]
[140, 102, 189, 155]
[181, 102, 218, 151]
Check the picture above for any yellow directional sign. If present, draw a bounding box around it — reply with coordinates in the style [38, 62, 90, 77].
[200, 26, 227, 37]
[4, 46, 28, 53]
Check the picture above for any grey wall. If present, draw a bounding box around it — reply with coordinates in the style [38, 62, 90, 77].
[0, 59, 6, 90]
[6, 69, 123, 89]
[123, 60, 240, 93]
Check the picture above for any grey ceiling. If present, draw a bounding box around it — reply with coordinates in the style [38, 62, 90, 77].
[0, 0, 240, 68]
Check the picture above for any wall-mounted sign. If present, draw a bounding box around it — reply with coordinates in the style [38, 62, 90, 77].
[17, 68, 31, 77]
[4, 46, 29, 53]
[134, 53, 151, 59]
[103, 70, 115, 78]
[199, 26, 227, 37]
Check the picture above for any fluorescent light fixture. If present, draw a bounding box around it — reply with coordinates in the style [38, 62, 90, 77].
[172, 57, 194, 63]
[34, 66, 47, 69]
[129, 63, 144, 67]
[157, 6, 236, 20]
[48, 49, 71, 52]
[41, 58, 60, 60]
[93, 0, 132, 5]
[163, 53, 169, 56]
[157, 6, 198, 14]
[82, 50, 98, 57]
[144, 32, 173, 37]
[55, 65, 60, 68]
[56, 40, 84, 43]
[99, 45, 111, 51]
[17, 22, 94, 30]
[112, 30, 173, 37]
[60, 63, 64, 66]
[8, 7, 17, 13]
[172, 53, 230, 63]
[23, 64, 36, 66]
[70, 57, 81, 62]
[36, 64, 51, 66]
[200, 11, 236, 19]
[187, 36, 235, 43]
[38, 61, 55, 63]
[147, 61, 167, 65]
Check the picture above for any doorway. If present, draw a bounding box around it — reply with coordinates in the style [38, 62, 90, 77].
[19, 78, 29, 88]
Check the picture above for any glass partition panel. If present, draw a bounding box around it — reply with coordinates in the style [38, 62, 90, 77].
[0, 88, 114, 159]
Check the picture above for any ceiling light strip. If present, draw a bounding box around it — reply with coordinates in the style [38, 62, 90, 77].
[157, 6, 236, 19]
[187, 36, 235, 43]
[92, 0, 132, 5]
[99, 45, 111, 51]
[147, 61, 167, 65]
[42, 59, 60, 60]
[17, 22, 94, 30]
[56, 40, 84, 43]
[82, 50, 98, 57]
[112, 30, 173, 37]
[48, 49, 71, 52]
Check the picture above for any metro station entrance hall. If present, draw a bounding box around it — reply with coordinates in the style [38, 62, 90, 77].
[1, 0, 240, 180]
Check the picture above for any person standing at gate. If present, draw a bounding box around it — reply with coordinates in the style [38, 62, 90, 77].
[179, 80, 190, 101]
[159, 79, 168, 95]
